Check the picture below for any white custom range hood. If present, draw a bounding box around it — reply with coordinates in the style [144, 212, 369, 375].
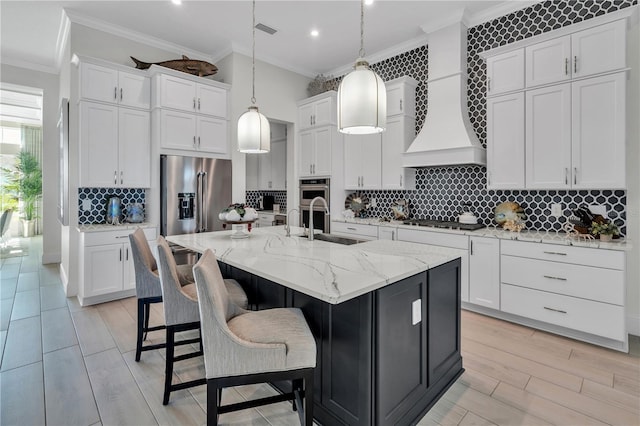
[403, 20, 486, 168]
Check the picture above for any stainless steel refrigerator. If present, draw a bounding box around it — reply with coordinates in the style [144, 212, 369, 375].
[160, 155, 232, 238]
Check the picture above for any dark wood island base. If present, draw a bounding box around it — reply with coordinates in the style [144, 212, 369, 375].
[219, 258, 463, 426]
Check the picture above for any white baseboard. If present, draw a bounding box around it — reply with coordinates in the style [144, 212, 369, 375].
[42, 251, 61, 264]
[628, 314, 640, 337]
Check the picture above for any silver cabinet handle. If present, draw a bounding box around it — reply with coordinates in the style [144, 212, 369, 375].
[198, 136, 201, 147]
[193, 98, 196, 109]
[574, 56, 577, 73]
[543, 275, 567, 281]
[487, 77, 491, 92]
[313, 164, 315, 174]
[543, 251, 567, 256]
[125, 247, 129, 261]
[400, 99, 403, 111]
[193, 136, 196, 147]
[565, 168, 569, 185]
[119, 247, 122, 262]
[198, 98, 201, 110]
[470, 240, 474, 255]
[392, 230, 395, 241]
[574, 167, 577, 185]
[310, 164, 312, 174]
[310, 116, 312, 126]
[120, 88, 123, 101]
[114, 87, 117, 100]
[565, 58, 569, 75]
[120, 171, 123, 185]
[347, 227, 357, 231]
[400, 174, 403, 187]
[544, 306, 567, 314]
[487, 171, 491, 186]
[114, 171, 117, 184]
[115, 235, 129, 239]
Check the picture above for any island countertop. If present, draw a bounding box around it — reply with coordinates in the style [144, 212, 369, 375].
[166, 226, 464, 304]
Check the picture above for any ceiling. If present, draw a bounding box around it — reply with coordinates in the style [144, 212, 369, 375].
[0, 1, 538, 77]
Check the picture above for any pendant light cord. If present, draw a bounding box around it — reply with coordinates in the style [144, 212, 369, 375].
[359, 0, 365, 58]
[251, 0, 256, 104]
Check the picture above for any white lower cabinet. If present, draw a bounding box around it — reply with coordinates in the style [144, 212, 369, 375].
[256, 212, 275, 228]
[331, 221, 378, 241]
[79, 226, 157, 306]
[378, 226, 397, 241]
[500, 240, 626, 348]
[468, 237, 500, 309]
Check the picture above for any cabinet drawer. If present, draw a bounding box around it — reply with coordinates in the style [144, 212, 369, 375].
[331, 222, 378, 239]
[501, 255, 624, 305]
[396, 228, 468, 250]
[501, 284, 625, 341]
[83, 227, 157, 246]
[500, 240, 624, 270]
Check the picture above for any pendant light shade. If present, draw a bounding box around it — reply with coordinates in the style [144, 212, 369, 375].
[237, 0, 270, 153]
[237, 106, 270, 153]
[337, 0, 386, 135]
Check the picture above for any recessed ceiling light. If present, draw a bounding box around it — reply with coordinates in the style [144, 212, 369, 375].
[310, 29, 319, 37]
[171, 0, 182, 5]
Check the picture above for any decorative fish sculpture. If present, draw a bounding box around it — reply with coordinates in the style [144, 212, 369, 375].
[130, 55, 218, 77]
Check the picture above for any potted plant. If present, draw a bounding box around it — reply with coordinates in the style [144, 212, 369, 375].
[3, 151, 42, 237]
[589, 220, 619, 242]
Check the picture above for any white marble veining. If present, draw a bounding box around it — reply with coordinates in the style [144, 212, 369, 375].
[332, 218, 631, 251]
[77, 223, 157, 233]
[166, 226, 464, 304]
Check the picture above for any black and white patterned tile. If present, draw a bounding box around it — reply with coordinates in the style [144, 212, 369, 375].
[245, 191, 287, 211]
[78, 188, 146, 224]
[334, 0, 633, 236]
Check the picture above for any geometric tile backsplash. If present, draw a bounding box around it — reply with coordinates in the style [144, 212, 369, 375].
[78, 188, 145, 224]
[245, 190, 287, 211]
[334, 0, 634, 237]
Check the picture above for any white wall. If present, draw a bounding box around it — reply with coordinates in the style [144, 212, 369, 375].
[0, 63, 61, 265]
[222, 52, 310, 207]
[625, 16, 640, 336]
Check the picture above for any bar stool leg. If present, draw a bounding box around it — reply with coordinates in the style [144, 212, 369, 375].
[163, 325, 175, 405]
[135, 298, 145, 362]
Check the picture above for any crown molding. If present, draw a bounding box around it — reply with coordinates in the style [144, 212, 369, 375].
[0, 57, 59, 75]
[54, 10, 71, 70]
[63, 9, 215, 62]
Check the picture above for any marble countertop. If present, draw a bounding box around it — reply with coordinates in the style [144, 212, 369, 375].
[77, 222, 157, 232]
[331, 218, 631, 251]
[166, 226, 465, 304]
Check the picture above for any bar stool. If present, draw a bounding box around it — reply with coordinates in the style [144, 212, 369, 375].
[193, 249, 316, 426]
[156, 236, 248, 405]
[129, 228, 199, 362]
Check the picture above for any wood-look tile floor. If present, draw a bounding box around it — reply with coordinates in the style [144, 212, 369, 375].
[1, 236, 639, 426]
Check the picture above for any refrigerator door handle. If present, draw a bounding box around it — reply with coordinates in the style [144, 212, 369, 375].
[196, 171, 202, 232]
[201, 171, 208, 232]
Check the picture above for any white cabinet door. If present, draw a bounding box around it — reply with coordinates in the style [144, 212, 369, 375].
[572, 20, 626, 78]
[80, 62, 119, 104]
[572, 72, 626, 189]
[469, 237, 500, 309]
[160, 109, 197, 151]
[299, 130, 315, 177]
[118, 108, 150, 188]
[360, 133, 381, 190]
[313, 97, 334, 127]
[381, 115, 415, 190]
[118, 71, 150, 109]
[486, 92, 525, 189]
[246, 154, 259, 190]
[298, 94, 335, 130]
[298, 103, 315, 130]
[487, 49, 525, 95]
[196, 84, 227, 118]
[270, 140, 287, 190]
[344, 135, 362, 189]
[525, 83, 571, 189]
[84, 243, 124, 296]
[80, 102, 119, 187]
[197, 116, 227, 154]
[123, 242, 135, 291]
[378, 227, 397, 241]
[159, 74, 197, 112]
[313, 127, 332, 176]
[525, 36, 571, 88]
[258, 151, 272, 189]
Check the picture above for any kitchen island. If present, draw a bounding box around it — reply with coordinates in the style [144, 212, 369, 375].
[167, 226, 464, 425]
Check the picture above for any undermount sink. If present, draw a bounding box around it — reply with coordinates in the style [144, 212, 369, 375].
[298, 233, 364, 245]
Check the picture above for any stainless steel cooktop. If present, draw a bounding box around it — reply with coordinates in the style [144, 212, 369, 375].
[402, 219, 485, 231]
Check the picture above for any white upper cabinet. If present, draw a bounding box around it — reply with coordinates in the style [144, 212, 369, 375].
[386, 77, 417, 116]
[381, 115, 416, 190]
[571, 72, 626, 189]
[80, 102, 150, 188]
[486, 49, 525, 96]
[486, 92, 525, 189]
[80, 62, 150, 109]
[344, 133, 381, 190]
[526, 20, 626, 88]
[155, 74, 228, 118]
[525, 83, 572, 189]
[525, 36, 572, 88]
[299, 126, 333, 177]
[298, 91, 336, 130]
[196, 84, 227, 117]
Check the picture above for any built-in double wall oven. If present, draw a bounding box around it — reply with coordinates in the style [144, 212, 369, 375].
[299, 178, 330, 233]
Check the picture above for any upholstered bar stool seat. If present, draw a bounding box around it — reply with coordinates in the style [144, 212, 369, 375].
[156, 236, 249, 406]
[193, 249, 316, 426]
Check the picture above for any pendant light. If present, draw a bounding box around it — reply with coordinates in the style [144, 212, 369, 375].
[237, 0, 270, 153]
[337, 0, 386, 135]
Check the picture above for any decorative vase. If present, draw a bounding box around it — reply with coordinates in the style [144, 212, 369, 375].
[599, 234, 612, 242]
[22, 219, 36, 237]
